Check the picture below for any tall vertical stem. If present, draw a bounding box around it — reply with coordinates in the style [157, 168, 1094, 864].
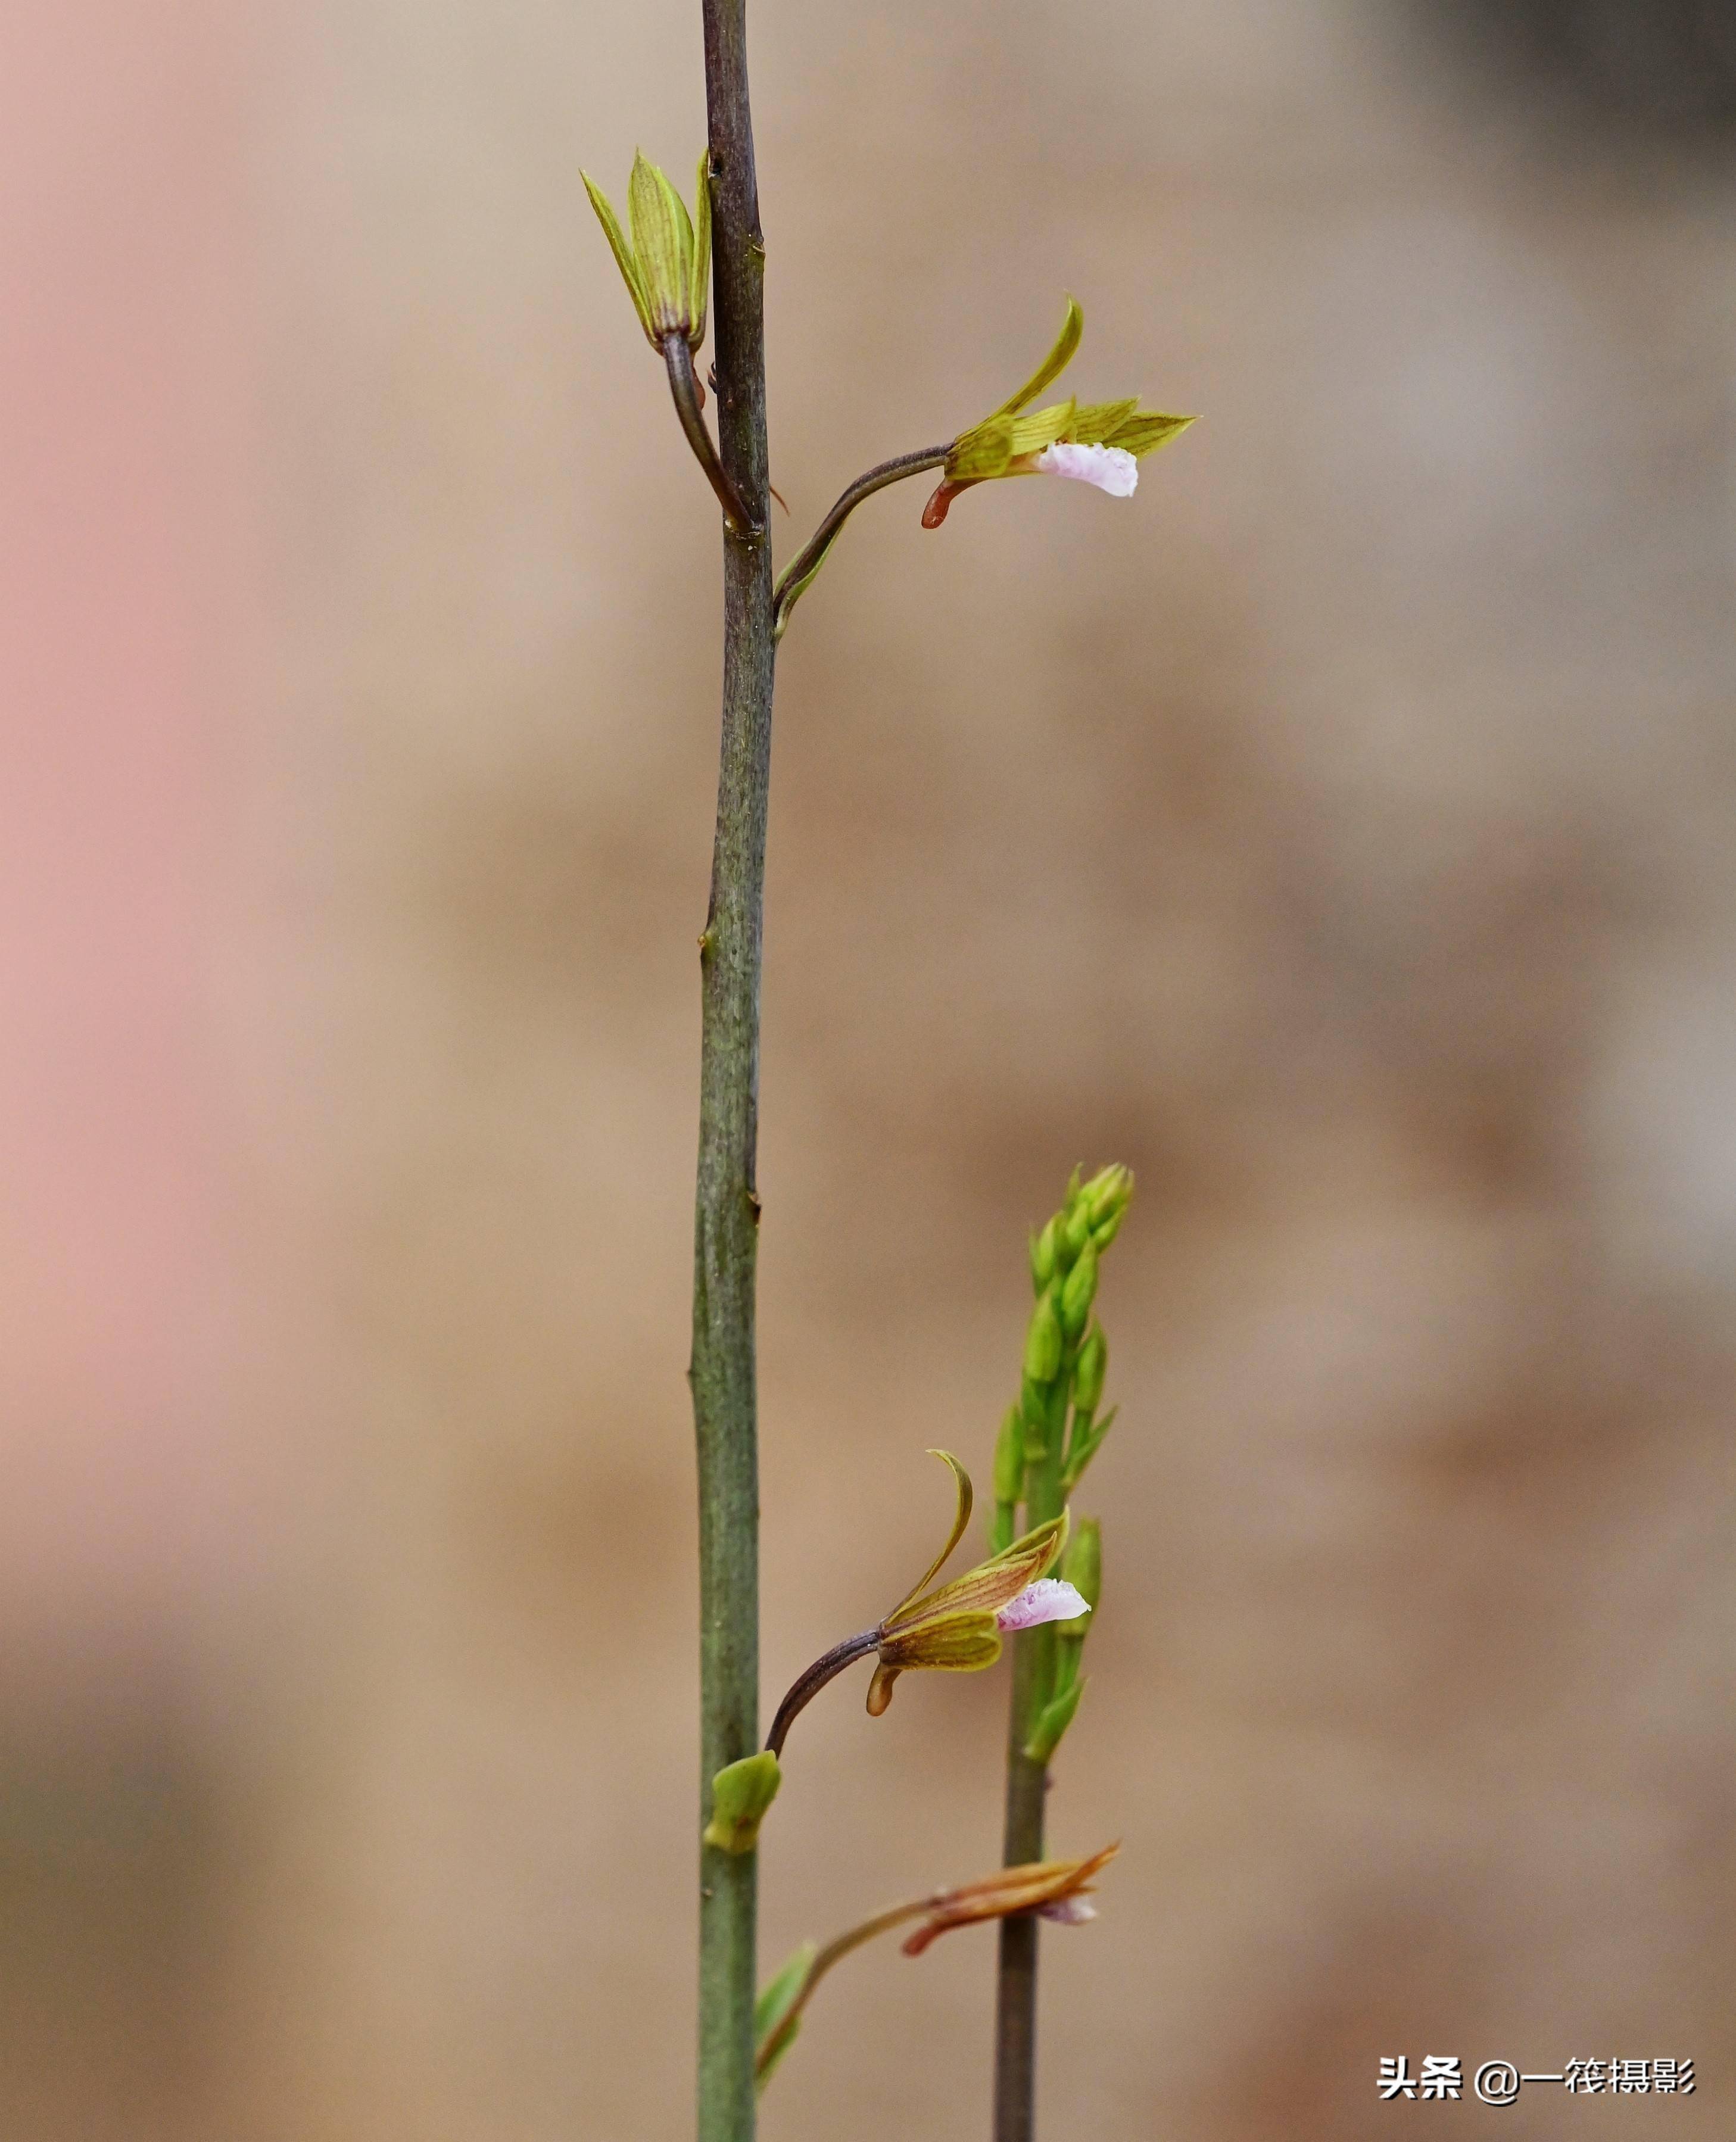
[693, 4, 774, 2140]
[994, 1349, 1074, 2141]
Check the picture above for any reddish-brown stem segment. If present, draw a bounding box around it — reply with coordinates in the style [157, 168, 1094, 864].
[763, 1627, 881, 1759]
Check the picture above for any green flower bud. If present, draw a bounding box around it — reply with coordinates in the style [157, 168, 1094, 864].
[1029, 1217, 1058, 1293]
[993, 1404, 1024, 1506]
[1059, 1239, 1098, 1339]
[1073, 1323, 1107, 1416]
[581, 149, 710, 351]
[1085, 1163, 1134, 1246]
[703, 1750, 781, 1855]
[1056, 1517, 1100, 1632]
[1023, 1289, 1064, 1383]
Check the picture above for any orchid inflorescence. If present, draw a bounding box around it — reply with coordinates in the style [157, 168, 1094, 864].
[691, 1165, 1133, 2092]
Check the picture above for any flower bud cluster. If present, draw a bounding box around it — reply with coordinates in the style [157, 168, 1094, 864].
[996, 1164, 1132, 1763]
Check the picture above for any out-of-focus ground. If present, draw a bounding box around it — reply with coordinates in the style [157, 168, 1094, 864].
[3, 1, 1733, 2136]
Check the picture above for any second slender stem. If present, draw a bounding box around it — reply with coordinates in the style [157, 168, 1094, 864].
[772, 444, 952, 639]
[665, 333, 757, 537]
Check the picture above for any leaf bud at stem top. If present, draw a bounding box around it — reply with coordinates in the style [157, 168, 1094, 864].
[1059, 1239, 1098, 1339]
[1023, 1289, 1064, 1385]
[1073, 1323, 1107, 1416]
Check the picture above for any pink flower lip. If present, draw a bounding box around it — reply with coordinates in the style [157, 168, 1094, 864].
[995, 1578, 1090, 1633]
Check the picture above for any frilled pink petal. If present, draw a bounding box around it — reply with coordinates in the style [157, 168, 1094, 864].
[995, 1578, 1090, 1632]
[1033, 440, 1138, 497]
[1037, 1895, 1098, 1925]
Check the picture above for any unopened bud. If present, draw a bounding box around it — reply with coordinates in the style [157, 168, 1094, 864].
[993, 1405, 1024, 1506]
[1059, 1239, 1098, 1339]
[703, 1750, 781, 1855]
[1073, 1324, 1107, 1415]
[582, 149, 711, 351]
[1029, 1217, 1058, 1293]
[1057, 1517, 1100, 1632]
[1023, 1289, 1063, 1384]
[1023, 1675, 1086, 1765]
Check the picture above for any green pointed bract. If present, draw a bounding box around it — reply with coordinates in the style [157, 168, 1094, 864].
[583, 151, 709, 350]
[755, 1940, 816, 2090]
[991, 295, 1084, 419]
[1023, 1674, 1086, 1765]
[1061, 1404, 1115, 1492]
[703, 1749, 782, 1855]
[1073, 1324, 1107, 1417]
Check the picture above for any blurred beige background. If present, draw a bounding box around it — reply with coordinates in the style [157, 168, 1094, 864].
[3, 1, 1733, 2136]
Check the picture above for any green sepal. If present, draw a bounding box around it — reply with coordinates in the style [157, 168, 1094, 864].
[703, 1750, 782, 1855]
[948, 417, 1017, 482]
[1023, 1674, 1086, 1764]
[628, 149, 694, 336]
[1070, 398, 1139, 444]
[1111, 411, 1195, 459]
[1006, 398, 1076, 457]
[581, 172, 654, 341]
[688, 150, 712, 347]
[1061, 1404, 1116, 1492]
[755, 1940, 817, 2091]
[991, 296, 1084, 419]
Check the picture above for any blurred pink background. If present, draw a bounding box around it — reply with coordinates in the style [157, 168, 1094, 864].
[2, 1, 1732, 2137]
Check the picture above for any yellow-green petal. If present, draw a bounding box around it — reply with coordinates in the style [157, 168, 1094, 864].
[991, 296, 1084, 419]
[1006, 398, 1077, 458]
[1070, 398, 1139, 445]
[887, 1449, 975, 1619]
[1109, 410, 1196, 458]
[581, 171, 654, 341]
[688, 148, 712, 347]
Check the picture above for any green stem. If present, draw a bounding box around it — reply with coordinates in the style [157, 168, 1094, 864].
[994, 1350, 1074, 2142]
[694, 4, 774, 2140]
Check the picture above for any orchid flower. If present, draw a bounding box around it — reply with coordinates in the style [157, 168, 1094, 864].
[921, 297, 1195, 526]
[763, 1451, 1088, 1759]
[753, 1844, 1118, 2088]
